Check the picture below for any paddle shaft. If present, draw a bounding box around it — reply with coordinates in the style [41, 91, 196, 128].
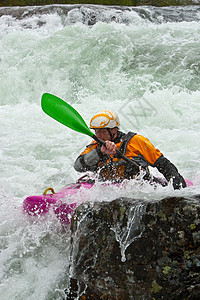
[92, 135, 140, 170]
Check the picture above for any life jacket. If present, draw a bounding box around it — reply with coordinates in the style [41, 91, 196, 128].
[97, 132, 139, 181]
[81, 131, 162, 182]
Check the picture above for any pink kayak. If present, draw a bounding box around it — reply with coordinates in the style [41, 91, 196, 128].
[23, 179, 94, 224]
[23, 177, 193, 225]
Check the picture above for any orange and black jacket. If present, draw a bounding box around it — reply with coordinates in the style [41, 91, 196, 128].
[74, 131, 186, 189]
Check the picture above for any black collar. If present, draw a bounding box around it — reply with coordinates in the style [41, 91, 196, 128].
[112, 131, 126, 143]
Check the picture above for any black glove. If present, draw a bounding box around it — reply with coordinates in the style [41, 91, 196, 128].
[154, 155, 186, 190]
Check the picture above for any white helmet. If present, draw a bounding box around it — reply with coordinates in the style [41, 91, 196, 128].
[90, 110, 120, 129]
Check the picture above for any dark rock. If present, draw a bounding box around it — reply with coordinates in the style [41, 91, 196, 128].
[67, 195, 200, 299]
[1, 5, 200, 25]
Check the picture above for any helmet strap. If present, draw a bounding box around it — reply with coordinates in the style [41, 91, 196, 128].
[107, 128, 115, 141]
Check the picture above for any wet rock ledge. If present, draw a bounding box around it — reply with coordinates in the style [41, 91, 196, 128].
[67, 195, 200, 299]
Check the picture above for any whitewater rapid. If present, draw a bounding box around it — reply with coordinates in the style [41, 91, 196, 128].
[0, 5, 200, 299]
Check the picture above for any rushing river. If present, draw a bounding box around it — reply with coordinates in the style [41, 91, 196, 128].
[0, 4, 200, 299]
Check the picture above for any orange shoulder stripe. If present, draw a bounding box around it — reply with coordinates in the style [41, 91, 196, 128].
[127, 135, 162, 165]
[80, 140, 98, 155]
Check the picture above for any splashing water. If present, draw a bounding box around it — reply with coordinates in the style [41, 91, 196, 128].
[111, 201, 146, 262]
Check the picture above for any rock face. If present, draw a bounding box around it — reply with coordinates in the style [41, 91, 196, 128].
[67, 195, 200, 299]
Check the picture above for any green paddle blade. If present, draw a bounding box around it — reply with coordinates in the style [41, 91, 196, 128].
[41, 93, 94, 138]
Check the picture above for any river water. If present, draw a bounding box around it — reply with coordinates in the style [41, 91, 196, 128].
[0, 4, 200, 299]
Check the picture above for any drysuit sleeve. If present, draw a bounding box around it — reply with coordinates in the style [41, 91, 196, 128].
[154, 155, 186, 190]
[74, 148, 102, 172]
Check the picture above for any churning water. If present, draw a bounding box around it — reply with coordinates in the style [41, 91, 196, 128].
[0, 4, 200, 299]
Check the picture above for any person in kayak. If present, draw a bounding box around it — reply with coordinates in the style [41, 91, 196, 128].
[74, 110, 186, 189]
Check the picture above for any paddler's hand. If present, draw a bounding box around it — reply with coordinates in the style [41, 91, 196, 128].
[101, 141, 117, 155]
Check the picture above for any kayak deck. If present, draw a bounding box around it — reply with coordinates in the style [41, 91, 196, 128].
[23, 181, 93, 224]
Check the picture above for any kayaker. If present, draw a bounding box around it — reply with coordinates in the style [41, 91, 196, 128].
[74, 110, 186, 189]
